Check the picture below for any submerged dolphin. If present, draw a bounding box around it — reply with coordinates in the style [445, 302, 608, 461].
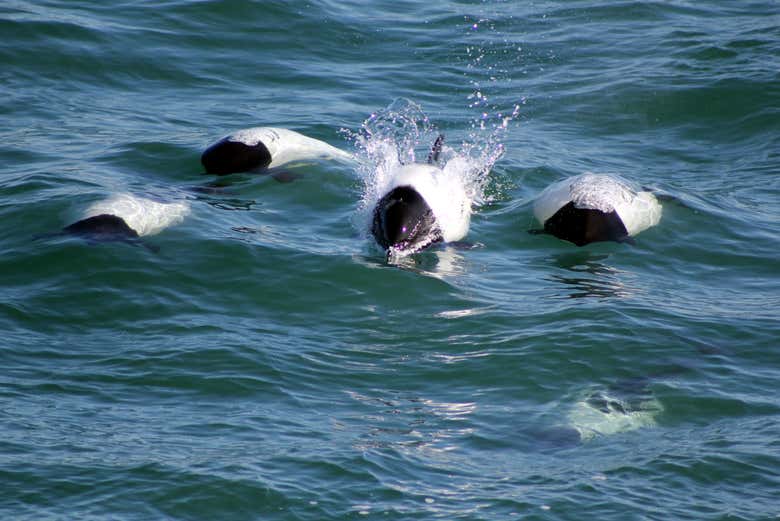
[532, 173, 662, 246]
[57, 194, 190, 246]
[63, 214, 140, 241]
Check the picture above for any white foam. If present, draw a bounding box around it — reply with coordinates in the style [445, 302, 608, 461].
[84, 193, 190, 237]
[534, 173, 662, 236]
[569, 173, 635, 213]
[228, 127, 355, 168]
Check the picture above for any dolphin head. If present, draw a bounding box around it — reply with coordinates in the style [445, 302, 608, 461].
[201, 136, 272, 175]
[63, 214, 139, 241]
[371, 185, 442, 256]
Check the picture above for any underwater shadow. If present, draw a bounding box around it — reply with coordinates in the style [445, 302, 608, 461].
[546, 251, 637, 300]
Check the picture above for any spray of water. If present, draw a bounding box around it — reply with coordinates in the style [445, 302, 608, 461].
[345, 98, 517, 249]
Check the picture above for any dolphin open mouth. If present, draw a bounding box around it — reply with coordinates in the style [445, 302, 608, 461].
[385, 232, 442, 259]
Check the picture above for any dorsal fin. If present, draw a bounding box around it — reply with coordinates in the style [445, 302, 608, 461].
[427, 134, 444, 165]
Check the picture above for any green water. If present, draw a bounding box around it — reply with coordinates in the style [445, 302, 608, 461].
[1, 1, 779, 519]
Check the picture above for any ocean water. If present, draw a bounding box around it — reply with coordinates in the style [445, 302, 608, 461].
[1, 1, 779, 519]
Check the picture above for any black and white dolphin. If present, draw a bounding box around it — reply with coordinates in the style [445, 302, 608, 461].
[533, 173, 662, 246]
[61, 193, 190, 244]
[201, 127, 354, 175]
[370, 135, 472, 257]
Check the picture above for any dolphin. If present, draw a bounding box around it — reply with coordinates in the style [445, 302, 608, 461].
[48, 194, 190, 249]
[201, 127, 354, 175]
[370, 135, 471, 257]
[532, 173, 662, 246]
[371, 184, 443, 255]
[63, 214, 139, 241]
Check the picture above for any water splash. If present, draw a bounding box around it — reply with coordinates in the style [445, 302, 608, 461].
[345, 99, 514, 250]
[460, 8, 528, 207]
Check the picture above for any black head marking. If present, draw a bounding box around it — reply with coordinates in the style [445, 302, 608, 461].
[201, 137, 272, 175]
[543, 202, 629, 246]
[63, 214, 139, 241]
[371, 185, 442, 254]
